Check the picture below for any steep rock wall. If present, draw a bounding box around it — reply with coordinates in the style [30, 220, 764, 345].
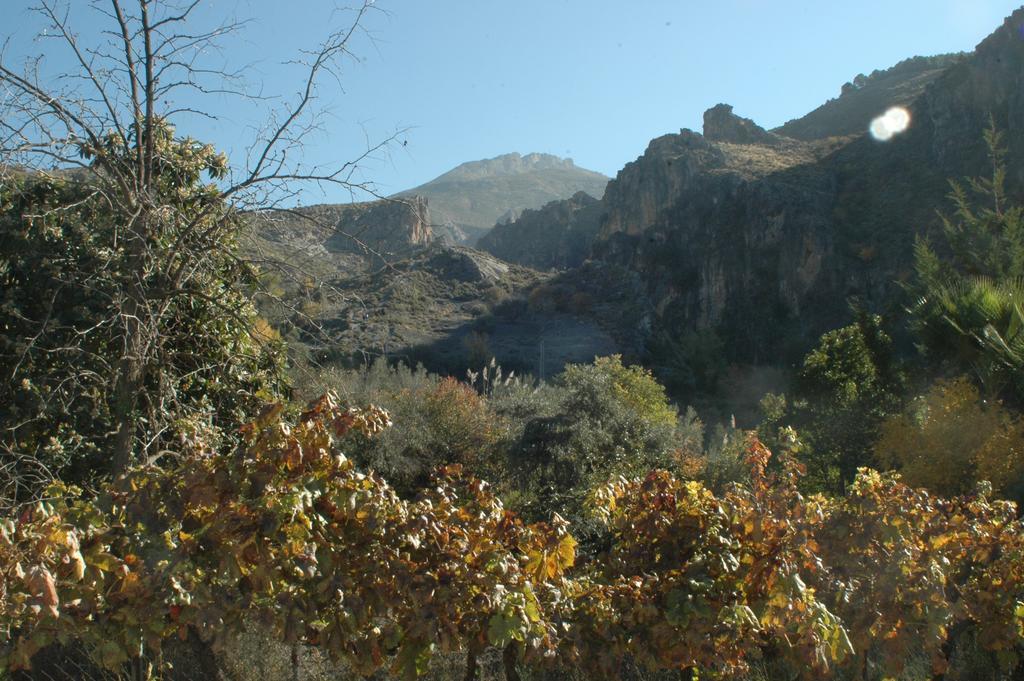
[592, 9, 1024, 363]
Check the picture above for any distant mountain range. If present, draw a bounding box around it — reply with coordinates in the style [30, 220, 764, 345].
[393, 152, 609, 245]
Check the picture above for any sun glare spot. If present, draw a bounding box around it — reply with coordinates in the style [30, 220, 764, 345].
[870, 106, 911, 141]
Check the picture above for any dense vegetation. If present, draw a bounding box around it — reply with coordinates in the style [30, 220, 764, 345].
[3, 119, 1024, 680]
[0, 128, 285, 490]
[2, 3, 1024, 677]
[3, 394, 1024, 680]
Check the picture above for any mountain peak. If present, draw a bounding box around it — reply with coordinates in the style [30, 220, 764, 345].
[393, 153, 609, 244]
[432, 152, 579, 183]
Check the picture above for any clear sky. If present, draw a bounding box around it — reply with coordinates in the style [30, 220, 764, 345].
[4, 1, 1022, 203]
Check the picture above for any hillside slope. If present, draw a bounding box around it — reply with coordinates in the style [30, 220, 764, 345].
[773, 54, 965, 141]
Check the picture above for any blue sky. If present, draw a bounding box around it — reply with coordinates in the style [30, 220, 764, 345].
[4, 1, 1022, 203]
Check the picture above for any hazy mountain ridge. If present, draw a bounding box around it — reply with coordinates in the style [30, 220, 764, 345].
[394, 152, 609, 245]
[425, 152, 581, 182]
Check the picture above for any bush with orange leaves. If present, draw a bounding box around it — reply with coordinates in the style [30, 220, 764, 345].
[347, 376, 505, 496]
[875, 376, 1024, 503]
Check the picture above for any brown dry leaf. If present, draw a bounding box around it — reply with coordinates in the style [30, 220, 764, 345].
[26, 566, 59, 617]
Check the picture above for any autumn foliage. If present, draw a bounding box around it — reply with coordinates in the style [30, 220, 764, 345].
[2, 399, 1024, 679]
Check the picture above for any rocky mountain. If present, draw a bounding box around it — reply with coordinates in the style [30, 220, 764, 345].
[477, 191, 603, 270]
[245, 196, 432, 276]
[393, 152, 609, 245]
[248, 9, 1024, 390]
[592, 9, 1024, 365]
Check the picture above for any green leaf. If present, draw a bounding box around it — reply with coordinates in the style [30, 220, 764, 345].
[393, 639, 434, 680]
[488, 610, 524, 648]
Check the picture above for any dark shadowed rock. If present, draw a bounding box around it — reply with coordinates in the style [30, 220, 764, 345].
[477, 191, 603, 270]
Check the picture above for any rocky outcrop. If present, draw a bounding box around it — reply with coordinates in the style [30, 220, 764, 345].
[321, 196, 432, 254]
[250, 196, 432, 263]
[703, 104, 782, 146]
[477, 191, 603, 270]
[423, 245, 510, 284]
[597, 127, 828, 240]
[591, 9, 1024, 364]
[496, 207, 521, 225]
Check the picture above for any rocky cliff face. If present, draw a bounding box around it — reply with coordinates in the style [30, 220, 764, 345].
[591, 9, 1024, 363]
[249, 196, 432, 264]
[322, 196, 433, 255]
[594, 125, 845, 361]
[477, 191, 603, 270]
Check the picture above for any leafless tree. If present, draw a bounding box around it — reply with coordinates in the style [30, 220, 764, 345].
[0, 0, 403, 484]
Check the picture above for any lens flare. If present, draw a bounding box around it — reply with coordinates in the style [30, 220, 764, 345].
[869, 107, 911, 141]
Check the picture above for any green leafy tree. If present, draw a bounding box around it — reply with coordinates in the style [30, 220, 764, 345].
[0, 127, 285, 489]
[910, 123, 1024, 400]
[507, 356, 683, 523]
[0, 0, 395, 491]
[791, 312, 904, 492]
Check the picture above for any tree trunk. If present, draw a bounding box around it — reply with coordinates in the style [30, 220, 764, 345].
[111, 216, 150, 476]
[463, 648, 479, 681]
[111, 293, 145, 475]
[502, 643, 521, 681]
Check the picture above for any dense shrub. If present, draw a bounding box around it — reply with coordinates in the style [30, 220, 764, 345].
[875, 376, 1024, 503]
[318, 360, 504, 496]
[6, 408, 1023, 681]
[0, 137, 285, 493]
[504, 356, 690, 523]
[789, 313, 904, 493]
